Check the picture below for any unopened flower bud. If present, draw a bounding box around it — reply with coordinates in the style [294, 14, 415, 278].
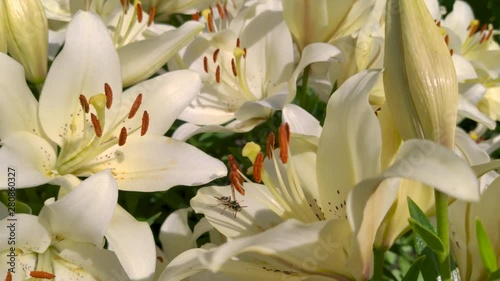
[4, 0, 48, 83]
[384, 0, 458, 148]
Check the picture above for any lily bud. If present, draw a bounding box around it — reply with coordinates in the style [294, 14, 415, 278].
[4, 0, 48, 83]
[384, 0, 458, 148]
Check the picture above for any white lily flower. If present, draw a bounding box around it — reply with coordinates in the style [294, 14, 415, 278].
[41, 0, 204, 86]
[0, 170, 156, 281]
[0, 11, 226, 192]
[438, 1, 500, 127]
[171, 2, 341, 139]
[160, 70, 478, 280]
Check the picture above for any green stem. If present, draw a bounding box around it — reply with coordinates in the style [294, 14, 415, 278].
[372, 247, 387, 281]
[299, 65, 311, 107]
[435, 190, 451, 281]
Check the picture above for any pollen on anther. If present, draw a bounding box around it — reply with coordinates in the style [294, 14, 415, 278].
[136, 2, 143, 23]
[213, 49, 220, 63]
[266, 132, 275, 159]
[231, 58, 237, 76]
[148, 6, 156, 26]
[91, 113, 102, 137]
[236, 38, 240, 48]
[203, 56, 209, 73]
[192, 13, 200, 21]
[104, 83, 113, 109]
[216, 65, 221, 83]
[207, 13, 214, 32]
[119, 127, 128, 146]
[141, 111, 149, 136]
[450, 49, 454, 56]
[79, 94, 90, 113]
[5, 272, 12, 281]
[129, 94, 143, 119]
[278, 123, 290, 164]
[216, 3, 225, 19]
[444, 34, 449, 46]
[30, 271, 56, 279]
[253, 152, 264, 183]
[230, 170, 245, 195]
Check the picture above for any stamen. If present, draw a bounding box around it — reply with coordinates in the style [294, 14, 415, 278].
[30, 271, 56, 279]
[118, 127, 128, 146]
[157, 256, 164, 263]
[216, 65, 221, 83]
[213, 49, 220, 63]
[231, 58, 237, 76]
[480, 33, 487, 44]
[444, 34, 449, 46]
[279, 123, 290, 164]
[5, 272, 12, 281]
[136, 2, 143, 23]
[481, 23, 487, 33]
[253, 152, 264, 183]
[141, 111, 149, 136]
[468, 20, 480, 37]
[487, 29, 494, 40]
[450, 49, 454, 56]
[207, 13, 214, 32]
[227, 154, 239, 172]
[91, 113, 102, 137]
[243, 47, 247, 58]
[230, 170, 245, 195]
[79, 94, 90, 113]
[192, 13, 200, 21]
[203, 56, 208, 73]
[436, 21, 441, 27]
[266, 132, 275, 159]
[104, 83, 113, 109]
[129, 94, 143, 119]
[216, 3, 225, 19]
[236, 38, 240, 48]
[148, 6, 156, 26]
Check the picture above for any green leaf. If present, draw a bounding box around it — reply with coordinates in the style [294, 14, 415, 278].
[476, 218, 498, 273]
[402, 255, 426, 281]
[145, 212, 162, 226]
[419, 247, 440, 281]
[408, 198, 437, 233]
[487, 268, 500, 281]
[409, 218, 445, 254]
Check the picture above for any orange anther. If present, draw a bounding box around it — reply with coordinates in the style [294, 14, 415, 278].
[266, 132, 275, 159]
[148, 6, 157, 26]
[216, 3, 225, 19]
[136, 2, 143, 23]
[253, 152, 264, 183]
[444, 34, 449, 46]
[450, 49, 454, 56]
[192, 13, 200, 21]
[141, 111, 149, 136]
[129, 94, 143, 119]
[236, 38, 240, 48]
[79, 94, 89, 113]
[104, 83, 113, 109]
[91, 113, 102, 137]
[230, 170, 245, 196]
[118, 127, 128, 146]
[213, 48, 220, 63]
[216, 65, 221, 83]
[231, 58, 237, 76]
[5, 272, 12, 281]
[207, 13, 214, 32]
[203, 56, 208, 73]
[278, 123, 290, 164]
[30, 271, 55, 279]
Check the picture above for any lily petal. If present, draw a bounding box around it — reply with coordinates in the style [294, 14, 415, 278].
[0, 53, 41, 139]
[120, 69, 202, 135]
[81, 135, 227, 191]
[198, 219, 353, 280]
[191, 185, 284, 238]
[317, 70, 382, 220]
[105, 205, 156, 281]
[282, 104, 322, 138]
[0, 214, 50, 253]
[120, 21, 204, 87]
[39, 11, 122, 146]
[39, 170, 118, 246]
[159, 208, 196, 262]
[0, 131, 55, 189]
[288, 43, 342, 102]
